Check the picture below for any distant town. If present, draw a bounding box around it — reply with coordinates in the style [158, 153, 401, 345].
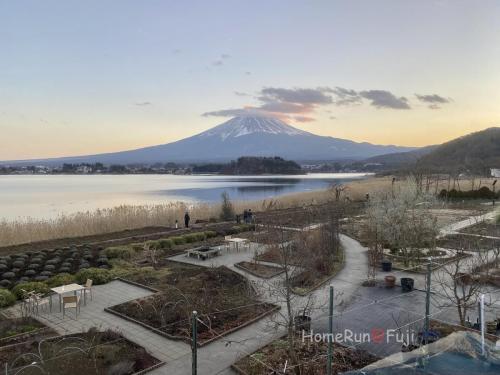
[0, 157, 358, 175]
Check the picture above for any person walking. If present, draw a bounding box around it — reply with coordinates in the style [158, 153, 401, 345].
[184, 212, 190, 228]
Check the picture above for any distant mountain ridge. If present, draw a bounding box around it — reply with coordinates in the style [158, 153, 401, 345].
[416, 127, 500, 174]
[1, 116, 416, 166]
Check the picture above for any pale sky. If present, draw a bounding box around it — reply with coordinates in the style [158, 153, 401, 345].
[1, 0, 499, 160]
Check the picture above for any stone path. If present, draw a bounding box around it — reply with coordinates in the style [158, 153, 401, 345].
[154, 234, 370, 374]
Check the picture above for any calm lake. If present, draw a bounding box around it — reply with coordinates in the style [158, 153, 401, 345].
[0, 173, 370, 221]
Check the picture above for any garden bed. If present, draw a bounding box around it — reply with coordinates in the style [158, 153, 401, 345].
[232, 335, 378, 375]
[460, 221, 500, 238]
[291, 247, 345, 295]
[107, 262, 278, 346]
[234, 261, 284, 278]
[0, 317, 53, 347]
[0, 328, 163, 375]
[437, 234, 499, 251]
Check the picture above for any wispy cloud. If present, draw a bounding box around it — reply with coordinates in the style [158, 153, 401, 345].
[359, 90, 410, 109]
[204, 85, 450, 122]
[415, 93, 452, 109]
[135, 101, 152, 106]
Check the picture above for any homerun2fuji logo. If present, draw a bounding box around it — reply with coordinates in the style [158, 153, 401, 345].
[302, 328, 416, 344]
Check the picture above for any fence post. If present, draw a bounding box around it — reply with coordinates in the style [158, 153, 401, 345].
[192, 310, 198, 375]
[327, 285, 334, 375]
[480, 294, 485, 356]
[424, 258, 432, 345]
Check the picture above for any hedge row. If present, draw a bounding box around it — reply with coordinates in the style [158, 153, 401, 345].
[4, 268, 114, 301]
[439, 187, 500, 200]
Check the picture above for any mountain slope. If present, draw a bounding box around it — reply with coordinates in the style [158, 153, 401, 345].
[416, 127, 500, 174]
[2, 116, 416, 165]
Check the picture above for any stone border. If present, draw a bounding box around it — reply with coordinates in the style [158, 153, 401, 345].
[234, 262, 284, 279]
[114, 277, 161, 293]
[0, 327, 51, 347]
[0, 331, 165, 374]
[133, 361, 166, 375]
[106, 303, 280, 348]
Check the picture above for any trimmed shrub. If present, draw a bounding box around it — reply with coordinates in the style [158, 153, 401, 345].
[75, 268, 113, 285]
[145, 240, 160, 249]
[171, 236, 186, 245]
[131, 243, 144, 252]
[12, 260, 25, 268]
[158, 238, 174, 249]
[0, 289, 16, 308]
[194, 232, 207, 241]
[2, 272, 15, 280]
[0, 280, 11, 288]
[183, 233, 198, 243]
[12, 282, 49, 299]
[47, 273, 75, 288]
[204, 231, 217, 239]
[104, 246, 135, 260]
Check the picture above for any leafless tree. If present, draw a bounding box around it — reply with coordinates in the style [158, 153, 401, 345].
[434, 242, 495, 326]
[256, 202, 344, 374]
[365, 176, 438, 267]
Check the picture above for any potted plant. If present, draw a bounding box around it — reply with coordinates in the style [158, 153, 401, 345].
[384, 275, 396, 288]
[401, 277, 414, 292]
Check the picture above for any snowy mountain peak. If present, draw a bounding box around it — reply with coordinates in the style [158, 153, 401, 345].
[198, 116, 310, 141]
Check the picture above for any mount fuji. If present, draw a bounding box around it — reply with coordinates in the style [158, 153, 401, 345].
[4, 116, 416, 165]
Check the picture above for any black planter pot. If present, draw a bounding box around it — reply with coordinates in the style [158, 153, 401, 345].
[294, 315, 311, 332]
[381, 260, 392, 272]
[401, 277, 414, 292]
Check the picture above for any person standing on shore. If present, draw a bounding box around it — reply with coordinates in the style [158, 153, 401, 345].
[184, 212, 190, 228]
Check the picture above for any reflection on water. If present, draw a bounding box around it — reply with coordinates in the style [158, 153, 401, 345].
[0, 173, 371, 220]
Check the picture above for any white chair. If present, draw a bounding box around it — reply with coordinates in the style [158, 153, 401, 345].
[224, 236, 232, 252]
[33, 293, 51, 315]
[83, 279, 93, 303]
[62, 295, 80, 318]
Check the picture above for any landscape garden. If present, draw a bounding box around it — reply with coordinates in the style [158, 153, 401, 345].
[0, 176, 499, 374]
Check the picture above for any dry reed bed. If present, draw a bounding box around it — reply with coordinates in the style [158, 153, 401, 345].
[1, 176, 491, 247]
[0, 186, 344, 247]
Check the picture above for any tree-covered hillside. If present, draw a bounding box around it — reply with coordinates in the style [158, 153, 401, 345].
[416, 127, 500, 175]
[192, 156, 303, 175]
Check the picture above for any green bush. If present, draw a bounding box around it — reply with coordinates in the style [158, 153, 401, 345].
[183, 233, 198, 243]
[145, 240, 161, 249]
[12, 282, 50, 299]
[204, 230, 217, 238]
[220, 191, 235, 221]
[195, 232, 207, 241]
[75, 268, 113, 285]
[131, 243, 144, 252]
[0, 289, 16, 307]
[104, 246, 135, 260]
[47, 273, 75, 288]
[158, 238, 174, 249]
[171, 236, 186, 245]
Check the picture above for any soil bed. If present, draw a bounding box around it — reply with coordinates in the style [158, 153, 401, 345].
[0, 328, 162, 374]
[109, 261, 277, 345]
[460, 221, 500, 238]
[233, 335, 378, 375]
[234, 261, 284, 278]
[0, 317, 53, 347]
[437, 234, 499, 251]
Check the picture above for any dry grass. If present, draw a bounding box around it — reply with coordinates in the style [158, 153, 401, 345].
[0, 187, 342, 247]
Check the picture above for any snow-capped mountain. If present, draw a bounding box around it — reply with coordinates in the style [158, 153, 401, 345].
[198, 116, 309, 140]
[3, 116, 416, 165]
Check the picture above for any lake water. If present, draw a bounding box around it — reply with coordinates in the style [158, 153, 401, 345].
[0, 173, 370, 221]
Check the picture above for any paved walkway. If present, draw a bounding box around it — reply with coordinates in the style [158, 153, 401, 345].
[155, 234, 369, 374]
[8, 280, 191, 364]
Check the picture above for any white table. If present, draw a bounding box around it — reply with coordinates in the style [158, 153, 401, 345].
[225, 238, 249, 252]
[50, 283, 86, 311]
